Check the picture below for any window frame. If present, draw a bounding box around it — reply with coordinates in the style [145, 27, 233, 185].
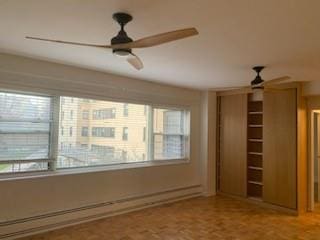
[0, 90, 191, 178]
[92, 108, 116, 120]
[123, 103, 129, 117]
[91, 127, 115, 138]
[82, 110, 89, 120]
[81, 126, 89, 137]
[122, 127, 128, 141]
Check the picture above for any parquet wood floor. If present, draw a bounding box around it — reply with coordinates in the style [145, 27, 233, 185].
[21, 196, 320, 240]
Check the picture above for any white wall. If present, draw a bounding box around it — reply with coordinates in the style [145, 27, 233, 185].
[0, 53, 210, 226]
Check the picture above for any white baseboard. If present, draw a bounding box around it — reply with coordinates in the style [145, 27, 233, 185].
[0, 185, 202, 240]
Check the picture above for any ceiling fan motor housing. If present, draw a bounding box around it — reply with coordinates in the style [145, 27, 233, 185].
[251, 66, 265, 88]
[111, 12, 133, 56]
[111, 32, 133, 56]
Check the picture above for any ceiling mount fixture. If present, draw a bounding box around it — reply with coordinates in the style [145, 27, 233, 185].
[26, 12, 199, 70]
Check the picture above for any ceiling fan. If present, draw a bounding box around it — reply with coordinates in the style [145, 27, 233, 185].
[213, 66, 290, 92]
[26, 12, 199, 70]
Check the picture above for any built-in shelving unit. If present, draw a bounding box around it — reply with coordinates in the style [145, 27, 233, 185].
[247, 94, 263, 200]
[217, 87, 302, 210]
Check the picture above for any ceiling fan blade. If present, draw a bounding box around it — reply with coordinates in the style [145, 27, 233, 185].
[111, 28, 198, 49]
[26, 36, 112, 48]
[264, 76, 290, 87]
[210, 86, 252, 92]
[127, 53, 144, 70]
[26, 28, 198, 50]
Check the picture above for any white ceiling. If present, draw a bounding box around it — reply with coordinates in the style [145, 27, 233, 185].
[0, 0, 320, 89]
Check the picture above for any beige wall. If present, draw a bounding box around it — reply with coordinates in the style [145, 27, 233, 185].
[0, 53, 212, 222]
[201, 91, 217, 196]
[303, 81, 320, 97]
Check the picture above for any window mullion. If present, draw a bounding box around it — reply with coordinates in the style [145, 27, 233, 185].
[184, 110, 191, 159]
[147, 105, 154, 161]
[49, 96, 60, 171]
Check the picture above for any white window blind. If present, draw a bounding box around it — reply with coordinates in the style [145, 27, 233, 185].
[0, 92, 52, 173]
[0, 91, 190, 175]
[153, 108, 188, 160]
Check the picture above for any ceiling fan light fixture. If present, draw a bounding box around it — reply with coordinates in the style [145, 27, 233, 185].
[113, 49, 131, 57]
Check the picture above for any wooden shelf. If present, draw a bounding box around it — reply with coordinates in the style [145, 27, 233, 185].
[248, 181, 263, 186]
[248, 166, 263, 171]
[249, 124, 263, 128]
[248, 139, 263, 142]
[248, 111, 263, 115]
[248, 152, 263, 156]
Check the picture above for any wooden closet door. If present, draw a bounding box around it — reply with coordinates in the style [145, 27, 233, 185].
[263, 88, 297, 209]
[220, 94, 247, 197]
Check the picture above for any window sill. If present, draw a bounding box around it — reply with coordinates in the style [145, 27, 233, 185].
[0, 159, 190, 181]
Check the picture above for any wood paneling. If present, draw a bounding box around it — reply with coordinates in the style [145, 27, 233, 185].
[220, 94, 247, 197]
[297, 85, 308, 213]
[263, 88, 297, 209]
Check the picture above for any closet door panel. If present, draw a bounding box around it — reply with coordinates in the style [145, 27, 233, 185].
[220, 94, 247, 197]
[263, 89, 297, 209]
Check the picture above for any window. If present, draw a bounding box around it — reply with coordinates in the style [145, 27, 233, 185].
[122, 127, 128, 141]
[82, 110, 89, 120]
[92, 127, 115, 138]
[123, 103, 129, 117]
[93, 108, 116, 120]
[81, 127, 89, 137]
[143, 127, 146, 142]
[0, 93, 190, 174]
[0, 92, 52, 173]
[153, 108, 188, 160]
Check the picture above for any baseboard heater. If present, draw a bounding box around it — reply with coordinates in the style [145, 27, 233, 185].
[0, 185, 202, 240]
